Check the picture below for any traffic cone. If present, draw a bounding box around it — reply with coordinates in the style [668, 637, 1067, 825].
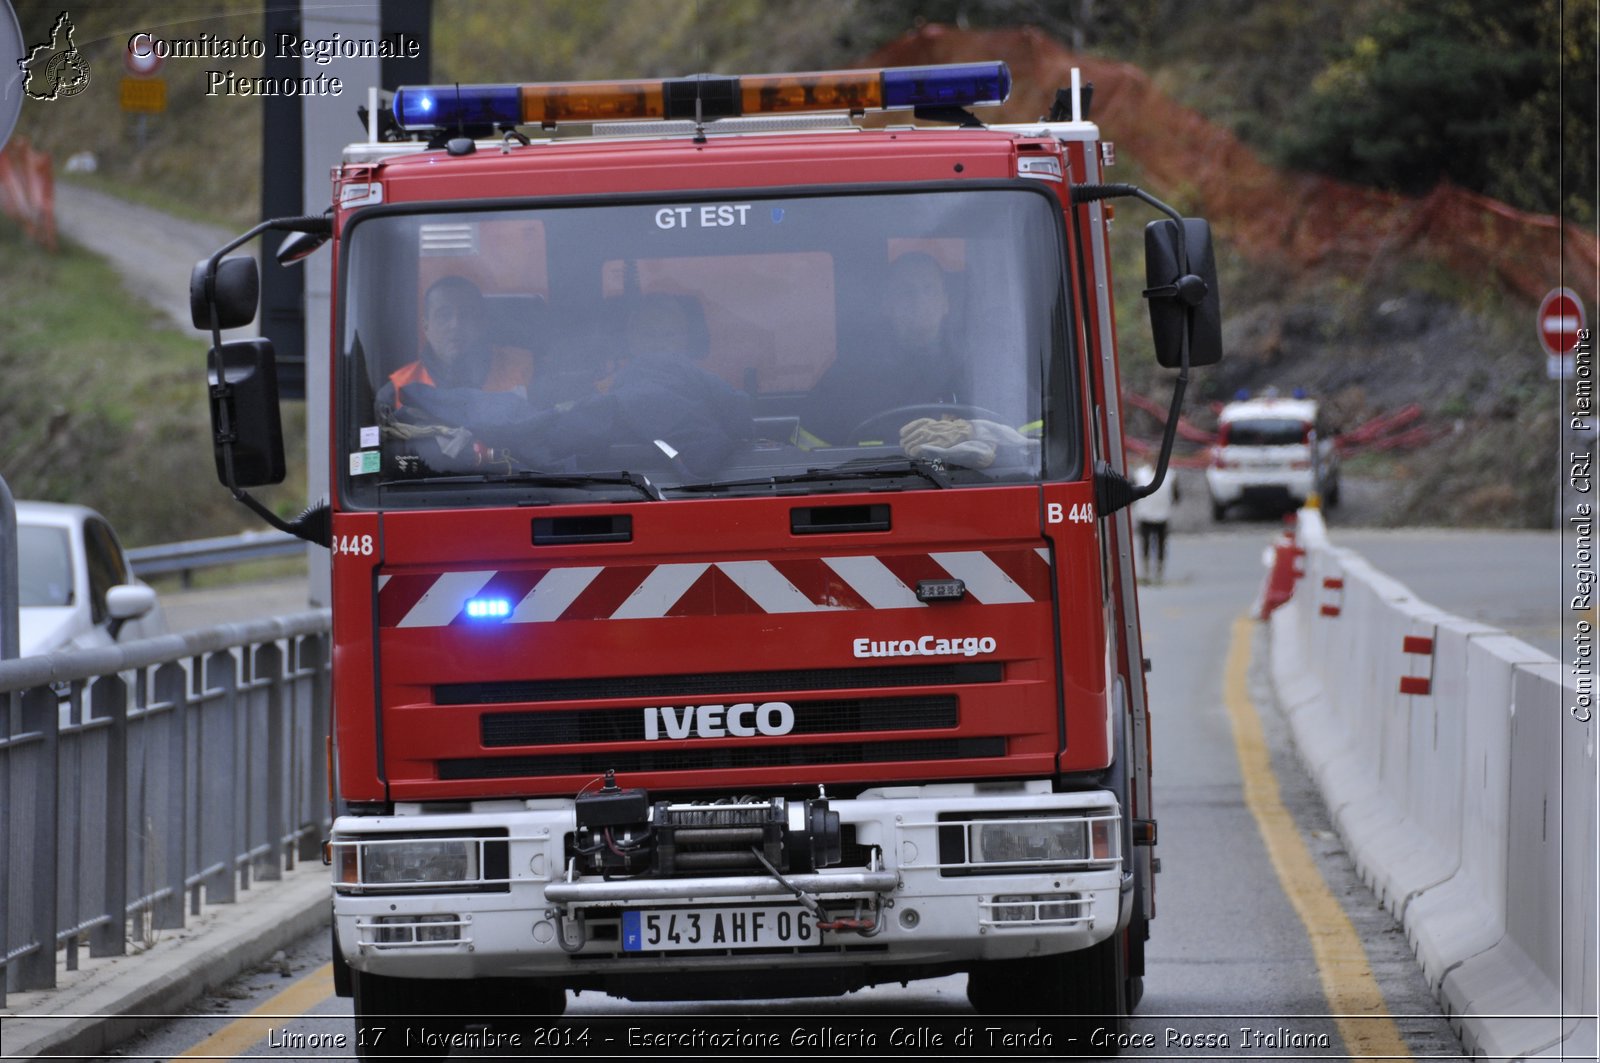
[1256, 514, 1305, 619]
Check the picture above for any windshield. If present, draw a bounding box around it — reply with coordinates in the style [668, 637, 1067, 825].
[339, 187, 1074, 506]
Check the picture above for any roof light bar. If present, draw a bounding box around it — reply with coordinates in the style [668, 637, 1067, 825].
[392, 62, 1011, 132]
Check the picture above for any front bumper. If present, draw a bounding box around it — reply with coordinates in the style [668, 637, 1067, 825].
[331, 784, 1128, 984]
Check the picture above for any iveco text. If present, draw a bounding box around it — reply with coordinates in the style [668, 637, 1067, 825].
[643, 702, 796, 740]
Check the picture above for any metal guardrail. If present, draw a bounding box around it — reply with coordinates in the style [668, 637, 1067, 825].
[127, 530, 306, 584]
[0, 611, 332, 1007]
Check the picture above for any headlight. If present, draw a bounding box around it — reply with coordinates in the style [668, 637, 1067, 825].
[332, 831, 511, 893]
[974, 818, 1085, 864]
[336, 836, 478, 887]
[366, 839, 477, 884]
[938, 810, 1118, 874]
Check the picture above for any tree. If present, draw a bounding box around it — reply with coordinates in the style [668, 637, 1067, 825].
[1275, 0, 1594, 224]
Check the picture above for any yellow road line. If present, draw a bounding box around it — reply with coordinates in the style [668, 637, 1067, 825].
[1223, 616, 1412, 1062]
[176, 963, 336, 1060]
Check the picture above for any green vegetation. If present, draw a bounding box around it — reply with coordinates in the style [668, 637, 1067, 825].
[14, 1, 1587, 226]
[869, 0, 1595, 226]
[1273, 0, 1594, 227]
[0, 222, 306, 546]
[3, 2, 1578, 531]
[12, 0, 266, 229]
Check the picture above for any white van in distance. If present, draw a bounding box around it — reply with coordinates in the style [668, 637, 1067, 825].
[1206, 393, 1339, 520]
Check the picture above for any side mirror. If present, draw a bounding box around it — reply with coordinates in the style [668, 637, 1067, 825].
[208, 339, 286, 487]
[105, 584, 157, 622]
[1144, 218, 1223, 368]
[190, 255, 261, 330]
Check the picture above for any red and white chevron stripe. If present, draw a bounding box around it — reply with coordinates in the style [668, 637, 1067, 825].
[377, 548, 1052, 628]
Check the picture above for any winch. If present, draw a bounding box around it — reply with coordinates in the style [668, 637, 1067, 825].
[572, 773, 841, 877]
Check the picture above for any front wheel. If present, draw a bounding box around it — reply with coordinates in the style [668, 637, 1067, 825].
[352, 970, 456, 1060]
[352, 972, 567, 1058]
[967, 931, 1130, 1055]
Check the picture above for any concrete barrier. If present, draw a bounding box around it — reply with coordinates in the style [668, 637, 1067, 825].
[1268, 509, 1596, 1060]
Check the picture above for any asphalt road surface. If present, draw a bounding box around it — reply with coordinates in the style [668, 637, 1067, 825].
[102, 528, 1472, 1061]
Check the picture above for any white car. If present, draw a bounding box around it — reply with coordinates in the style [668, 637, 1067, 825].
[12, 500, 167, 657]
[1206, 395, 1340, 520]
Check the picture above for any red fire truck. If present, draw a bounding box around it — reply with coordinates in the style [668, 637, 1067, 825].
[191, 61, 1221, 1055]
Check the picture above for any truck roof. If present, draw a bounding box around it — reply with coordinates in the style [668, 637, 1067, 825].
[344, 125, 1053, 206]
[355, 123, 1037, 171]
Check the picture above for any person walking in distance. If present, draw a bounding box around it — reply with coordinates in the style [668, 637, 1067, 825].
[1132, 462, 1179, 583]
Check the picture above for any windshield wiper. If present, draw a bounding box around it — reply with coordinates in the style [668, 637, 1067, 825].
[674, 457, 955, 494]
[379, 469, 663, 500]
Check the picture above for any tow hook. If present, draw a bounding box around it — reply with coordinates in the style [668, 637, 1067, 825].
[553, 907, 587, 953]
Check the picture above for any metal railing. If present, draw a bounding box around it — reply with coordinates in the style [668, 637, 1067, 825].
[0, 610, 332, 1006]
[127, 530, 306, 585]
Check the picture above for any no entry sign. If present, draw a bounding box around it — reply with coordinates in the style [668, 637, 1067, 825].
[1540, 287, 1585, 357]
[124, 37, 163, 77]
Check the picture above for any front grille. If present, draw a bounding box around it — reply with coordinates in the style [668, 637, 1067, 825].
[437, 662, 1002, 706]
[438, 737, 1005, 780]
[481, 695, 957, 748]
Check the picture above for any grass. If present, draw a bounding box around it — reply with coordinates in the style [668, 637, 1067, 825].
[0, 222, 307, 547]
[145, 553, 309, 592]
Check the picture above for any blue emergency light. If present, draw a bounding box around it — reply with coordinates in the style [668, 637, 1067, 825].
[393, 62, 1011, 132]
[465, 597, 511, 620]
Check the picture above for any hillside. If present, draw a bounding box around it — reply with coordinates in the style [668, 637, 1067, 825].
[0, 5, 1584, 540]
[872, 26, 1579, 526]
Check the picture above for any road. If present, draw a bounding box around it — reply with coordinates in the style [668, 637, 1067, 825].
[159, 576, 317, 632]
[102, 526, 1472, 1061]
[1314, 527, 1564, 657]
[53, 182, 232, 336]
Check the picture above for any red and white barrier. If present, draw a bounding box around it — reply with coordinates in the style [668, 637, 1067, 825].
[0, 137, 57, 251]
[1268, 508, 1596, 1059]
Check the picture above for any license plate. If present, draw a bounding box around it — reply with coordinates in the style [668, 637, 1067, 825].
[621, 906, 820, 952]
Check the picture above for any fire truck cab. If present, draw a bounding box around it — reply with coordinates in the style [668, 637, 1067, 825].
[191, 61, 1222, 1055]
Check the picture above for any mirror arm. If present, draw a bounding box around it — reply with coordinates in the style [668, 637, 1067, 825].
[1129, 341, 1190, 503]
[228, 489, 330, 547]
[1071, 183, 1189, 271]
[1076, 183, 1195, 512]
[199, 213, 333, 340]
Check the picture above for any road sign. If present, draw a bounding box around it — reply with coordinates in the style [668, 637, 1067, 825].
[120, 76, 166, 113]
[124, 38, 163, 77]
[1540, 287, 1585, 356]
[1542, 287, 1587, 380]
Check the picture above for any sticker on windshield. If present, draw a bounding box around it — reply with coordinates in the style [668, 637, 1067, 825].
[359, 426, 380, 448]
[349, 451, 381, 476]
[654, 204, 752, 230]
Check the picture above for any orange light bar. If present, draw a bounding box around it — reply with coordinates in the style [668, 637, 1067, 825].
[392, 63, 1010, 131]
[520, 80, 667, 125]
[739, 71, 884, 115]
